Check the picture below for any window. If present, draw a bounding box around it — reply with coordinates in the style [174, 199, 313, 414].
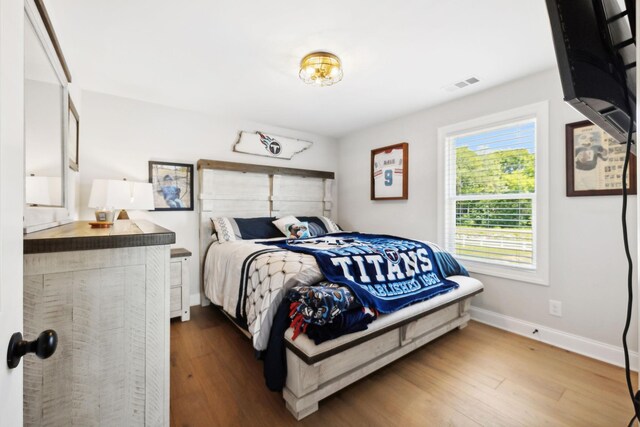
[438, 102, 549, 285]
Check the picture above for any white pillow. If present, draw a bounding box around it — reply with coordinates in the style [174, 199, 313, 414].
[211, 217, 238, 242]
[272, 215, 300, 237]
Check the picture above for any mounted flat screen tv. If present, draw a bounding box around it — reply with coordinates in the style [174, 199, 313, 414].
[546, 0, 636, 145]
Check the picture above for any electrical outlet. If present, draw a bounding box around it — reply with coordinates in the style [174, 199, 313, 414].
[549, 300, 562, 317]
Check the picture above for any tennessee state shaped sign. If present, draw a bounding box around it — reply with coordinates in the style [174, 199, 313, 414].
[233, 131, 313, 160]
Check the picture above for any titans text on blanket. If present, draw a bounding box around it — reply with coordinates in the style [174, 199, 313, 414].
[316, 238, 441, 298]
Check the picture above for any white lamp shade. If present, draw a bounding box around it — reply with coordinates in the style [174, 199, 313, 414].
[129, 182, 154, 210]
[88, 179, 155, 211]
[88, 179, 131, 209]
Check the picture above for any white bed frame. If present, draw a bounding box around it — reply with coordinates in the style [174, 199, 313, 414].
[197, 159, 481, 420]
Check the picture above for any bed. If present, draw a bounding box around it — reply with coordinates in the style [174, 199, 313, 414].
[197, 159, 483, 419]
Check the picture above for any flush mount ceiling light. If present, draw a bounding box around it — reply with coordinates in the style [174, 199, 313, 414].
[299, 51, 343, 87]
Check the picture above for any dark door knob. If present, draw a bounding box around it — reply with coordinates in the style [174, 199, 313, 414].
[6, 330, 58, 369]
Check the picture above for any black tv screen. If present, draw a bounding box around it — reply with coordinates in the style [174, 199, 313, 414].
[546, 0, 636, 144]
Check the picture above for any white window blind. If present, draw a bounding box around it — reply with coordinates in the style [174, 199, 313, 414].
[444, 118, 537, 269]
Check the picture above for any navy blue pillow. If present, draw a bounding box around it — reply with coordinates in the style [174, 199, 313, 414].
[234, 217, 282, 240]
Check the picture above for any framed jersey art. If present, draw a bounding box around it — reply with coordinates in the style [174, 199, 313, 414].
[371, 142, 408, 200]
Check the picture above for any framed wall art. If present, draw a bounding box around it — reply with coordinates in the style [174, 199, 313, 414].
[68, 97, 79, 171]
[148, 161, 194, 210]
[371, 142, 408, 200]
[566, 120, 636, 197]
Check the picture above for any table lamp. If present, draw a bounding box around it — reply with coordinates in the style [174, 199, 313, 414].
[88, 179, 130, 226]
[88, 179, 155, 227]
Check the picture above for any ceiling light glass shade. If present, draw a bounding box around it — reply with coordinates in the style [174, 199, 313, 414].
[299, 51, 343, 87]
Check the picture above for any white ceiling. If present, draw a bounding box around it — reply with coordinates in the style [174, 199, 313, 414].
[45, 0, 557, 138]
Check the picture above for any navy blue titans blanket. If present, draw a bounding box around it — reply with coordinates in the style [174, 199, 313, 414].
[261, 232, 466, 313]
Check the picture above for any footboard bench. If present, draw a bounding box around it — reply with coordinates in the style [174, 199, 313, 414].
[282, 275, 483, 420]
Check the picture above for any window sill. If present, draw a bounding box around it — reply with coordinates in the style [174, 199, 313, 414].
[461, 259, 549, 286]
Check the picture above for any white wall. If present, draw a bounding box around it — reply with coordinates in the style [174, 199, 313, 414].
[338, 69, 638, 354]
[79, 90, 339, 303]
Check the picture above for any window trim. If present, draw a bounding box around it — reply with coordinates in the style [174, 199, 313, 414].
[437, 102, 549, 286]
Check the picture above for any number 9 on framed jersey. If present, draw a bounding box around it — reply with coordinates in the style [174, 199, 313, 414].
[371, 142, 408, 200]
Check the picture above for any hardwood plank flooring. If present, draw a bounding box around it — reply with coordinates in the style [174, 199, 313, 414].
[170, 306, 636, 426]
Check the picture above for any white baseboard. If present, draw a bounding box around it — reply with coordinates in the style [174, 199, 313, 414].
[190, 293, 201, 307]
[470, 306, 638, 371]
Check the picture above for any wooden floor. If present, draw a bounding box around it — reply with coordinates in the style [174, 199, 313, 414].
[170, 306, 636, 427]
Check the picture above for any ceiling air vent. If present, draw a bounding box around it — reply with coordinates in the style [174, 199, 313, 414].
[443, 76, 480, 92]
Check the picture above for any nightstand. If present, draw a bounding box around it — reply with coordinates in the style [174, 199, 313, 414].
[170, 247, 191, 321]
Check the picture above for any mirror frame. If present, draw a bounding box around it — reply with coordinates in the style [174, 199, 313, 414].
[68, 96, 79, 172]
[23, 0, 72, 233]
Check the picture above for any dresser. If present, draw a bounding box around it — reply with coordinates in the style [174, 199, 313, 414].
[23, 220, 175, 426]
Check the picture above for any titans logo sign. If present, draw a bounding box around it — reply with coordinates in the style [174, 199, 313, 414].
[258, 132, 282, 156]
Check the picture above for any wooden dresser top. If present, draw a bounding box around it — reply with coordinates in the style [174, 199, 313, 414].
[24, 220, 176, 254]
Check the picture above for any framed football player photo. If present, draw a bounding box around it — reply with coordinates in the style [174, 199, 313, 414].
[371, 142, 409, 200]
[565, 120, 636, 197]
[148, 161, 194, 210]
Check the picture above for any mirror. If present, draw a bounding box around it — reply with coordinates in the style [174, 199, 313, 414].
[24, 13, 64, 207]
[23, 2, 70, 232]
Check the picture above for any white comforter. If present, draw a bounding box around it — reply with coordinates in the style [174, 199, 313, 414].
[204, 239, 322, 350]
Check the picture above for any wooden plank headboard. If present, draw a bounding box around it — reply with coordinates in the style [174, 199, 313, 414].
[197, 159, 335, 305]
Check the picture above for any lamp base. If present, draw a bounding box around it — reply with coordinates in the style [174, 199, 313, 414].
[117, 209, 130, 220]
[89, 221, 113, 228]
[94, 209, 115, 223]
